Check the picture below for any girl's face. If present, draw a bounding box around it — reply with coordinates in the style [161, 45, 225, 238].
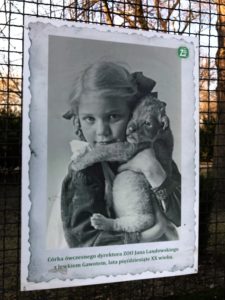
[78, 94, 131, 145]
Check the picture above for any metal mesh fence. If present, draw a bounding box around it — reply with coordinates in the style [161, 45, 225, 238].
[0, 0, 225, 299]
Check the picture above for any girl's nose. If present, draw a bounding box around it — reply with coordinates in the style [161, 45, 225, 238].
[96, 120, 110, 136]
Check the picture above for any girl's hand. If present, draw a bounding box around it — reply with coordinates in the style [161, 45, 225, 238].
[141, 198, 179, 242]
[118, 148, 167, 188]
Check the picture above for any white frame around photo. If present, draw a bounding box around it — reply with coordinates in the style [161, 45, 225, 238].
[21, 17, 199, 291]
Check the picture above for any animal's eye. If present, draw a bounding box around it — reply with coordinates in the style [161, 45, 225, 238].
[145, 121, 153, 127]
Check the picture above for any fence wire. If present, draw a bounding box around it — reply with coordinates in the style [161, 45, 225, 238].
[0, 0, 225, 299]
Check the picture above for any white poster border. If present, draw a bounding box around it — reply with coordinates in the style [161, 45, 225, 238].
[21, 17, 199, 291]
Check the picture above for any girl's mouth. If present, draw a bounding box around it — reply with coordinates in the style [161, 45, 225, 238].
[95, 141, 114, 145]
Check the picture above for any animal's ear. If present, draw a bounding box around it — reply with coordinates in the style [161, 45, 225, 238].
[132, 72, 156, 95]
[161, 116, 170, 130]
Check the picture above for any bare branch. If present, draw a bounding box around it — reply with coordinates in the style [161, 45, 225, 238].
[66, 0, 100, 20]
[167, 0, 180, 22]
[135, 0, 149, 30]
[102, 0, 113, 25]
[116, 8, 136, 28]
[180, 10, 195, 34]
[153, 0, 167, 31]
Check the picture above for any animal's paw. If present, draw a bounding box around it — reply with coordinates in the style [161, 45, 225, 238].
[70, 140, 91, 160]
[69, 160, 87, 172]
[69, 141, 93, 171]
[166, 222, 179, 240]
[90, 213, 113, 231]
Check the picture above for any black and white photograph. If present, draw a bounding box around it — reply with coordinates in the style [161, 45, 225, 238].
[21, 18, 199, 290]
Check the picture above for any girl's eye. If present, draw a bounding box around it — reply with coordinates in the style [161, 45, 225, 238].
[109, 114, 120, 122]
[84, 116, 95, 124]
[145, 121, 153, 127]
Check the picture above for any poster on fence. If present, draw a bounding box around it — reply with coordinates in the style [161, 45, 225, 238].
[21, 17, 199, 291]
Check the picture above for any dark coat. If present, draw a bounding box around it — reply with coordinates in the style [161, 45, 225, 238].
[61, 162, 181, 248]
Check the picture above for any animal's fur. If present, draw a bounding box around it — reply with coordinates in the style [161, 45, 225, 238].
[71, 95, 174, 233]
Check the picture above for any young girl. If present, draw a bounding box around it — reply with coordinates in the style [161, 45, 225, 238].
[61, 61, 181, 247]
